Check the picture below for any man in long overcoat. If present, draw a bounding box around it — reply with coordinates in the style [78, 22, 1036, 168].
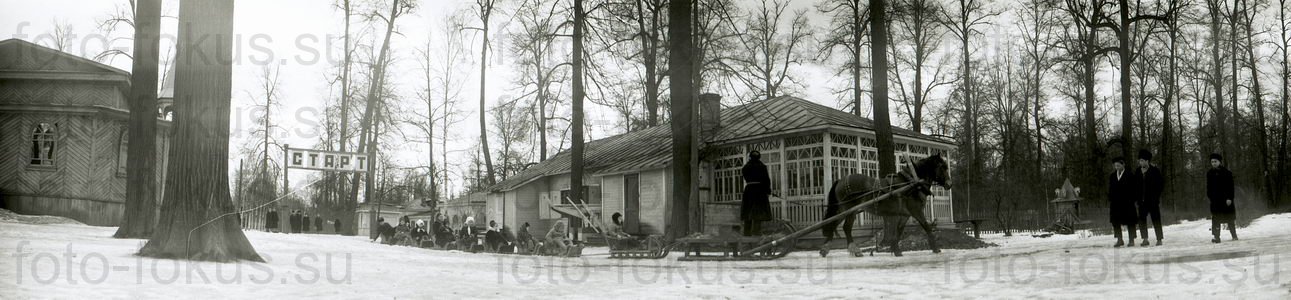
[302, 214, 311, 233]
[265, 208, 279, 233]
[1135, 149, 1165, 246]
[1108, 157, 1139, 247]
[289, 210, 301, 234]
[1207, 153, 1238, 243]
[741, 150, 773, 236]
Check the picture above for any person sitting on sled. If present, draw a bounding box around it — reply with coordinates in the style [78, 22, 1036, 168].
[545, 219, 572, 255]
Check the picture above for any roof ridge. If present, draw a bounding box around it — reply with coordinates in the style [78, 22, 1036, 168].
[0, 38, 131, 76]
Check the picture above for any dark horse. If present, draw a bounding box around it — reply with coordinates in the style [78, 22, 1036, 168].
[820, 154, 952, 257]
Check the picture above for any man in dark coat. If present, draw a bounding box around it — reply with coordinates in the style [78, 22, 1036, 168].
[1135, 149, 1165, 246]
[1207, 153, 1238, 243]
[333, 218, 342, 233]
[265, 208, 279, 233]
[1108, 157, 1139, 247]
[741, 150, 773, 236]
[302, 214, 311, 233]
[314, 214, 323, 232]
[288, 210, 300, 234]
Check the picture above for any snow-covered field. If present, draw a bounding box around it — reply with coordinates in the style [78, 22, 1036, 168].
[3, 214, 1290, 299]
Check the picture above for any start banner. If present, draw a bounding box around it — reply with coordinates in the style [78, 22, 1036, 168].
[285, 148, 369, 172]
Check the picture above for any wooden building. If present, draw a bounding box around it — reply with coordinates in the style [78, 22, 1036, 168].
[0, 39, 170, 226]
[487, 95, 955, 238]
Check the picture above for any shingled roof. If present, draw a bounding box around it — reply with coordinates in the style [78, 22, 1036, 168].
[488, 96, 953, 192]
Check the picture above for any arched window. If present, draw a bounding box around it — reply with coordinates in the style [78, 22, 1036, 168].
[117, 131, 129, 176]
[30, 123, 57, 166]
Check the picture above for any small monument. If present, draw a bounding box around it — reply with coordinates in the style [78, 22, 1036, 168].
[1047, 179, 1087, 235]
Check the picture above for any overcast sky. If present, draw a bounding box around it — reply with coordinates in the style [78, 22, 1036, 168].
[2, 0, 1115, 198]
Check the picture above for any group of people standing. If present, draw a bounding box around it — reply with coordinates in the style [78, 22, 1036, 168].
[264, 208, 339, 234]
[1107, 149, 1238, 247]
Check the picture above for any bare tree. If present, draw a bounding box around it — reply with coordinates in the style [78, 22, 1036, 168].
[464, 0, 503, 185]
[1092, 0, 1173, 159]
[45, 19, 75, 52]
[1279, 0, 1291, 207]
[350, 0, 415, 236]
[491, 99, 534, 180]
[1017, 0, 1060, 193]
[888, 0, 951, 133]
[113, 0, 163, 239]
[1237, 0, 1272, 206]
[138, 0, 262, 262]
[722, 0, 812, 101]
[603, 0, 669, 126]
[510, 0, 568, 160]
[245, 65, 283, 180]
[939, 0, 994, 216]
[819, 0, 870, 116]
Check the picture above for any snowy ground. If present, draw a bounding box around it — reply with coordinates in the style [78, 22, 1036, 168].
[3, 214, 1291, 299]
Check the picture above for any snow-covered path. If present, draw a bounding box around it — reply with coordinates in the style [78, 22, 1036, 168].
[3, 214, 1290, 299]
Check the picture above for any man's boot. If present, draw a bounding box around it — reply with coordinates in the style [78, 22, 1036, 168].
[1156, 239, 1162, 246]
[1127, 239, 1136, 247]
[1140, 239, 1150, 247]
[1211, 228, 1221, 243]
[1114, 238, 1125, 248]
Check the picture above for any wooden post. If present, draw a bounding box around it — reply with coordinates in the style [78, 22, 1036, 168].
[237, 159, 245, 229]
[282, 144, 290, 202]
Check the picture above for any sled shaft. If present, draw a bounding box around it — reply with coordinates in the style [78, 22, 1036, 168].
[739, 182, 919, 257]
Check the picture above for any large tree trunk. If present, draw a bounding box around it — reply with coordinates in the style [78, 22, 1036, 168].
[338, 0, 357, 236]
[1161, 7, 1177, 211]
[853, 0, 864, 116]
[478, 2, 497, 186]
[639, 0, 662, 127]
[571, 0, 586, 223]
[1241, 0, 1272, 207]
[350, 0, 400, 237]
[114, 0, 163, 239]
[871, 0, 896, 175]
[1117, 0, 1134, 160]
[668, 0, 695, 239]
[1083, 0, 1100, 193]
[138, 0, 262, 262]
[1210, 1, 1227, 157]
[1280, 0, 1291, 209]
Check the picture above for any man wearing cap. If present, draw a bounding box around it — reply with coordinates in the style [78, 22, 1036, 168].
[1207, 153, 1238, 243]
[1108, 157, 1139, 247]
[1135, 149, 1165, 246]
[741, 150, 773, 236]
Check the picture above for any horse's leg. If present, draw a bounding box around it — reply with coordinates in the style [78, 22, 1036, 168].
[820, 181, 842, 257]
[843, 214, 859, 256]
[819, 220, 835, 257]
[887, 216, 909, 257]
[911, 211, 941, 254]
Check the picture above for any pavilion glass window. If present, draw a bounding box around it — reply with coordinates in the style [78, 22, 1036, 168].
[859, 136, 878, 178]
[784, 134, 824, 197]
[830, 133, 859, 182]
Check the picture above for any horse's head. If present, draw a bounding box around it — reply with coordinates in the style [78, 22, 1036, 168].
[916, 154, 952, 189]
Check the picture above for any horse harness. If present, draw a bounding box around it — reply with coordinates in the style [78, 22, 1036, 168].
[831, 164, 933, 208]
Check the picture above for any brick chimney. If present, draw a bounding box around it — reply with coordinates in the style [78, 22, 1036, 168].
[699, 93, 722, 132]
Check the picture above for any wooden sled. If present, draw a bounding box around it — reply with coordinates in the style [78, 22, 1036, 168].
[608, 235, 671, 259]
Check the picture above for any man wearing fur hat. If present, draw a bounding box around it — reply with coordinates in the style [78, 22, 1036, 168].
[1135, 149, 1166, 246]
[1207, 153, 1238, 243]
